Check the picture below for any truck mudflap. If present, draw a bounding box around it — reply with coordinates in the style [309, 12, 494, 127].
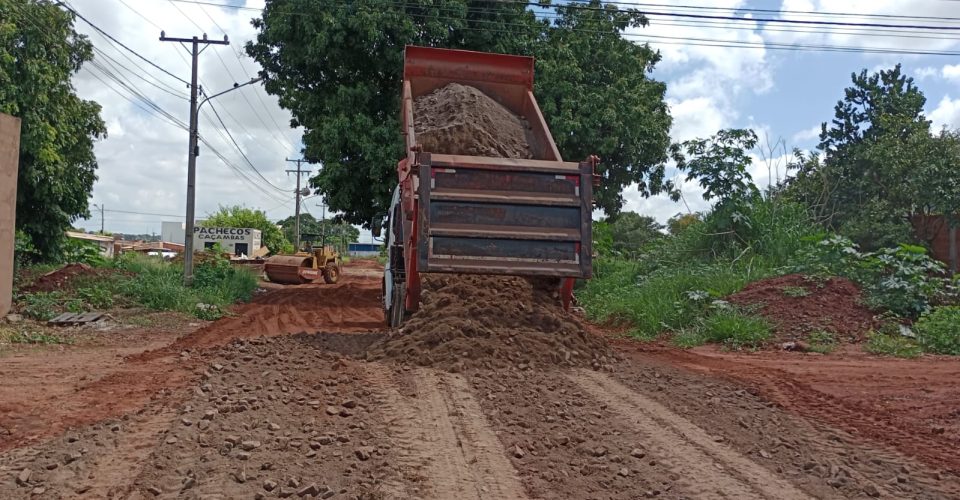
[416, 153, 594, 279]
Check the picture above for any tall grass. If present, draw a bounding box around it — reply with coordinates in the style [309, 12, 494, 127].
[114, 254, 258, 318]
[580, 197, 817, 340]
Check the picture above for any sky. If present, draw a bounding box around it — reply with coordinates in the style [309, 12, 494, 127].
[64, 0, 960, 238]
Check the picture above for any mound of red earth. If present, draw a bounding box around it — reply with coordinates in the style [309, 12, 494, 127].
[24, 263, 120, 293]
[727, 274, 877, 343]
[413, 82, 534, 159]
[366, 275, 613, 371]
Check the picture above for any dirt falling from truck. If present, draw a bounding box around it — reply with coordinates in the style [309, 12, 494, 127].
[369, 83, 611, 371]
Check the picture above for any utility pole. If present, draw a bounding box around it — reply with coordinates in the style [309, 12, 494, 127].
[316, 202, 327, 247]
[286, 158, 311, 250]
[160, 31, 229, 285]
[93, 204, 104, 234]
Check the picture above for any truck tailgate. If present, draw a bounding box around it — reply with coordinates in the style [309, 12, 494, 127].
[417, 153, 593, 278]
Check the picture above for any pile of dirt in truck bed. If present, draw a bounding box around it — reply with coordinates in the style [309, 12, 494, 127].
[727, 274, 878, 344]
[414, 82, 534, 159]
[366, 275, 613, 371]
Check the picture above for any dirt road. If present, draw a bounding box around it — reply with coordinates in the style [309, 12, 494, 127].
[1, 260, 958, 499]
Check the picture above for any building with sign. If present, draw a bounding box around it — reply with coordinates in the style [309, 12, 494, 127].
[193, 227, 262, 257]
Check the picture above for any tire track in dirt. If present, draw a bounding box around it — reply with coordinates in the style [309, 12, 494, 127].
[570, 369, 812, 500]
[364, 365, 527, 499]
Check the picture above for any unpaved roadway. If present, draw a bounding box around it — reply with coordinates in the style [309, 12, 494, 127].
[1, 260, 959, 499]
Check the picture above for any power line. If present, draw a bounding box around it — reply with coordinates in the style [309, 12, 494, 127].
[205, 99, 290, 193]
[62, 2, 189, 85]
[104, 208, 185, 218]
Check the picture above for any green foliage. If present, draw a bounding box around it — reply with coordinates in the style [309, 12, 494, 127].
[866, 331, 922, 358]
[671, 128, 760, 205]
[275, 213, 360, 252]
[60, 237, 105, 266]
[201, 205, 293, 255]
[2, 0, 107, 260]
[781, 286, 810, 298]
[247, 0, 672, 225]
[115, 254, 257, 319]
[666, 213, 701, 235]
[697, 309, 772, 350]
[592, 220, 614, 258]
[782, 65, 947, 251]
[20, 291, 61, 320]
[607, 212, 664, 256]
[914, 306, 960, 355]
[579, 259, 772, 338]
[6, 329, 71, 345]
[797, 234, 948, 318]
[808, 331, 837, 354]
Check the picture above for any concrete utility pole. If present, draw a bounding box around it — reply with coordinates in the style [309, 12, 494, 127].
[159, 31, 229, 286]
[92, 204, 104, 234]
[286, 158, 311, 250]
[316, 202, 327, 247]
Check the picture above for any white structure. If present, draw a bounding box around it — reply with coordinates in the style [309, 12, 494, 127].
[65, 231, 115, 258]
[192, 227, 262, 257]
[161, 220, 205, 245]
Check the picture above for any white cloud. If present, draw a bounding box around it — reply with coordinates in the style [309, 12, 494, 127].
[915, 66, 939, 80]
[929, 95, 960, 131]
[772, 0, 960, 52]
[942, 64, 960, 83]
[791, 124, 821, 145]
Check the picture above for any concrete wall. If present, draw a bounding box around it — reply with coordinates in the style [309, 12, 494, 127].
[0, 114, 22, 317]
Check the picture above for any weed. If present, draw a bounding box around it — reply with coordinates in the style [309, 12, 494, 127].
[673, 329, 708, 348]
[865, 332, 922, 358]
[20, 292, 62, 321]
[8, 330, 72, 345]
[781, 286, 810, 298]
[699, 309, 772, 350]
[914, 306, 960, 355]
[807, 330, 837, 353]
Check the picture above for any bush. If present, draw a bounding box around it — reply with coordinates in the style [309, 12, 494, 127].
[797, 235, 948, 318]
[674, 308, 771, 349]
[866, 331, 922, 358]
[20, 291, 62, 321]
[914, 306, 960, 355]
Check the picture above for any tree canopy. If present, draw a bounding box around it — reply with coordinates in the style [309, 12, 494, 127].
[608, 211, 664, 254]
[201, 205, 294, 255]
[671, 128, 760, 206]
[784, 65, 937, 250]
[246, 0, 672, 226]
[2, 0, 106, 260]
[275, 213, 360, 253]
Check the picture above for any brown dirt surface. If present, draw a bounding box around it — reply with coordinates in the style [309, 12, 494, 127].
[414, 83, 534, 159]
[4, 259, 960, 499]
[727, 273, 877, 343]
[366, 275, 613, 371]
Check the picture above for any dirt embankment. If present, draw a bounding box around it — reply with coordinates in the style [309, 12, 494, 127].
[727, 273, 878, 343]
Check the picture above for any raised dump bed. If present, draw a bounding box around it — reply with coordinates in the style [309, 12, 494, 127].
[384, 46, 597, 324]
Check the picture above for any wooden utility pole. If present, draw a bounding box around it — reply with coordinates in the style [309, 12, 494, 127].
[285, 158, 311, 250]
[159, 32, 229, 285]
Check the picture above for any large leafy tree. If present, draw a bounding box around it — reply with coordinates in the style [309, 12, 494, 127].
[1, 0, 106, 260]
[671, 128, 760, 206]
[246, 0, 672, 226]
[275, 213, 360, 252]
[201, 205, 294, 255]
[608, 211, 664, 254]
[785, 65, 934, 250]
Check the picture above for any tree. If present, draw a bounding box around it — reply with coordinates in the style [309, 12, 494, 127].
[1, 0, 106, 260]
[201, 205, 294, 255]
[246, 0, 672, 226]
[608, 211, 663, 254]
[671, 128, 760, 206]
[784, 65, 933, 250]
[275, 213, 360, 252]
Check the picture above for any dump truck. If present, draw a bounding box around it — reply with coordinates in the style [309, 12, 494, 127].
[380, 46, 598, 327]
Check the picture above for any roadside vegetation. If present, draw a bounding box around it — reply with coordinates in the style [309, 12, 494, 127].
[580, 65, 960, 357]
[10, 246, 259, 332]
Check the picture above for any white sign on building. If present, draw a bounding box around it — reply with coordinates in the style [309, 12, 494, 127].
[193, 227, 262, 257]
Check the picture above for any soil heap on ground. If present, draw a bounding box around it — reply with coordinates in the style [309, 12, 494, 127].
[413, 82, 534, 159]
[372, 83, 607, 370]
[727, 273, 877, 344]
[367, 274, 612, 371]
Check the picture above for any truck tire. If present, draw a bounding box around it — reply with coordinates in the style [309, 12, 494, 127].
[322, 263, 340, 284]
[389, 280, 405, 327]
